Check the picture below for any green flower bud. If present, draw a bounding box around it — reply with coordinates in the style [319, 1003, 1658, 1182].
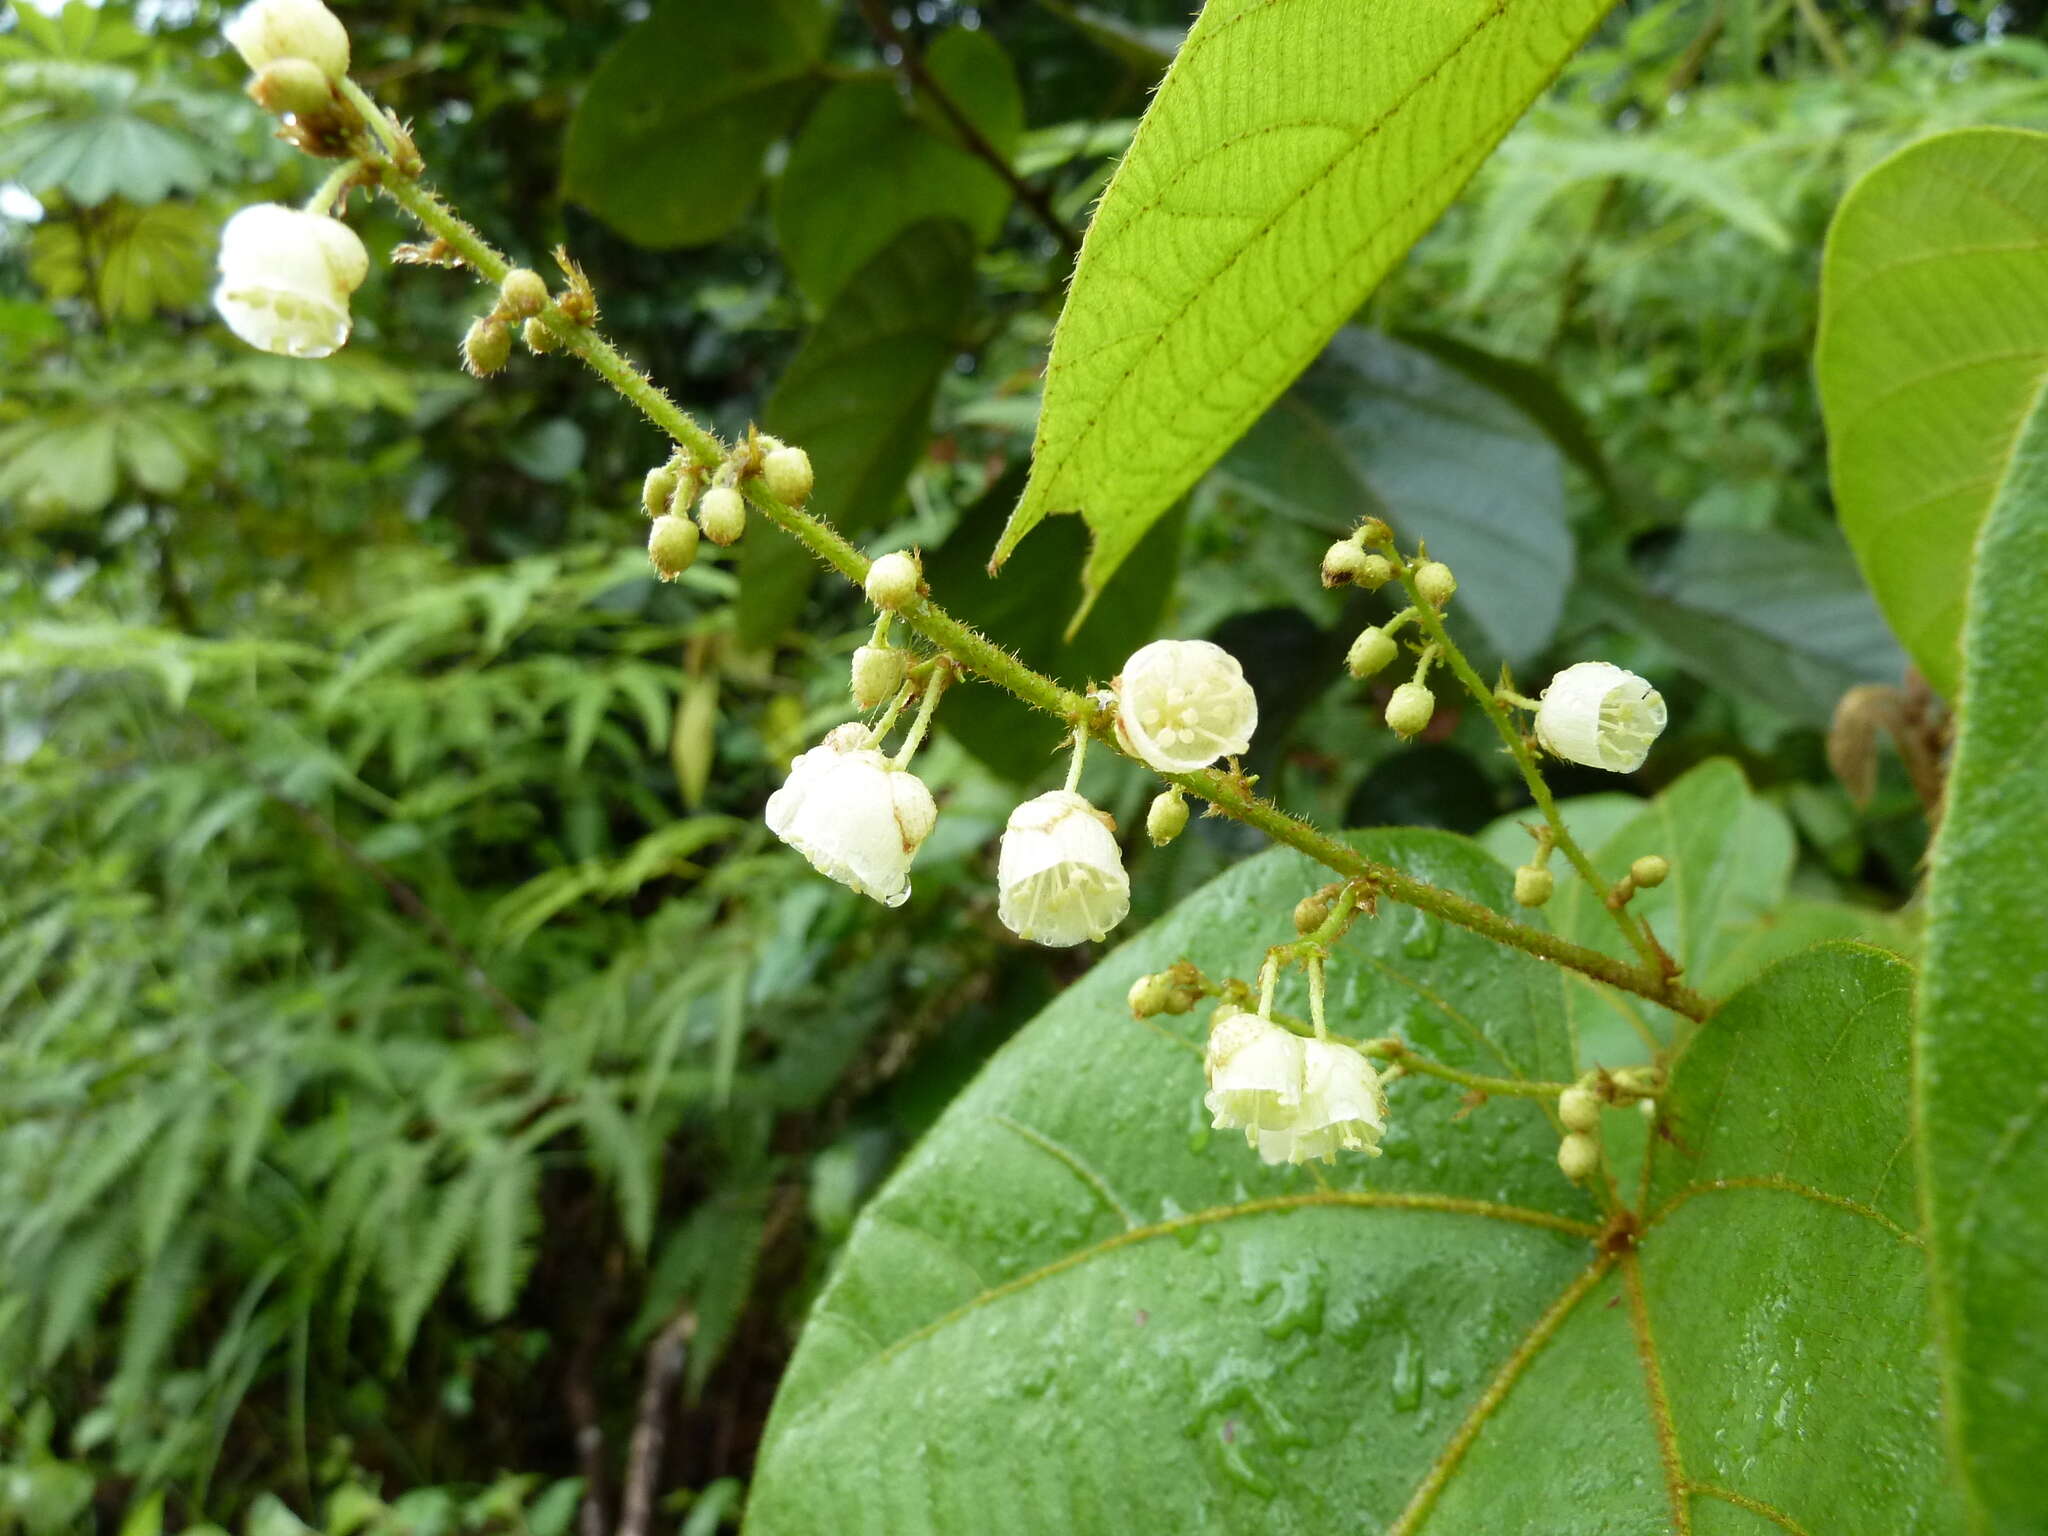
[1385, 681, 1436, 740]
[1513, 865, 1554, 908]
[697, 486, 747, 547]
[1630, 854, 1670, 889]
[461, 315, 511, 377]
[1321, 540, 1369, 587]
[762, 444, 814, 506]
[642, 463, 678, 519]
[1414, 560, 1457, 607]
[1356, 554, 1394, 590]
[1357, 517, 1393, 547]
[1293, 888, 1334, 936]
[247, 56, 333, 117]
[1146, 788, 1189, 847]
[500, 267, 548, 320]
[1346, 627, 1398, 679]
[522, 316, 555, 354]
[647, 514, 700, 582]
[1557, 1132, 1599, 1182]
[865, 551, 922, 612]
[850, 644, 909, 710]
[1558, 1085, 1601, 1134]
[1128, 972, 1181, 1019]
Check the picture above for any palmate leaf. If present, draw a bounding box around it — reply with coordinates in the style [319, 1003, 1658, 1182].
[748, 833, 1955, 1532]
[1917, 354, 2048, 1528]
[1816, 127, 2048, 700]
[995, 0, 1612, 600]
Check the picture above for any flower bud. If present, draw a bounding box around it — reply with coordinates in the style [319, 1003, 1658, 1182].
[1293, 889, 1334, 936]
[1346, 627, 1397, 680]
[1357, 517, 1393, 547]
[522, 317, 555, 354]
[850, 644, 909, 710]
[1414, 560, 1457, 607]
[1356, 555, 1394, 589]
[247, 56, 333, 117]
[225, 0, 349, 81]
[1146, 787, 1189, 847]
[1321, 540, 1368, 587]
[1558, 1085, 1601, 1134]
[214, 203, 368, 358]
[1557, 1132, 1599, 1182]
[1534, 662, 1667, 773]
[1639, 1097, 1658, 1121]
[1513, 865, 1554, 908]
[1630, 854, 1670, 889]
[1114, 639, 1258, 773]
[762, 445, 814, 506]
[697, 486, 747, 546]
[865, 551, 922, 612]
[461, 315, 511, 377]
[641, 463, 678, 519]
[1128, 973, 1181, 1019]
[646, 514, 700, 582]
[997, 791, 1130, 947]
[1385, 682, 1435, 740]
[500, 267, 548, 320]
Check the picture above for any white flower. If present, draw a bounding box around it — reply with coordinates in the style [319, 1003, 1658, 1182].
[1533, 662, 1667, 773]
[1114, 639, 1257, 773]
[214, 204, 368, 358]
[765, 724, 937, 908]
[225, 0, 350, 80]
[1204, 1009, 1306, 1135]
[1255, 1040, 1389, 1166]
[995, 790, 1129, 946]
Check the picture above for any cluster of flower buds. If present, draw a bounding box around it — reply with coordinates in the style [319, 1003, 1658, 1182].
[1553, 1066, 1661, 1181]
[1126, 963, 1204, 1019]
[1203, 1007, 1388, 1165]
[641, 432, 817, 583]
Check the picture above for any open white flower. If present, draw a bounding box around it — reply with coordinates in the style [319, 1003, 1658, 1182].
[1204, 1009, 1306, 1137]
[1114, 639, 1257, 773]
[1254, 1039, 1389, 1166]
[765, 723, 937, 908]
[1533, 662, 1667, 773]
[214, 204, 368, 358]
[225, 0, 350, 80]
[996, 790, 1129, 946]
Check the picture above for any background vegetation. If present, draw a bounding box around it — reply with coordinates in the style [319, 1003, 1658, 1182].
[2, 0, 2040, 1530]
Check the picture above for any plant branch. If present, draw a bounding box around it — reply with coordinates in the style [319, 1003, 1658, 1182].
[854, 0, 1083, 259]
[1363, 1038, 1574, 1100]
[360, 119, 1714, 1025]
[619, 1312, 694, 1536]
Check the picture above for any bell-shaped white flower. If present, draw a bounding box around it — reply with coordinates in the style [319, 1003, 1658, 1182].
[1204, 1009, 1306, 1136]
[996, 790, 1129, 946]
[1254, 1039, 1389, 1165]
[1114, 639, 1257, 773]
[1533, 662, 1667, 773]
[225, 0, 350, 81]
[214, 204, 369, 358]
[765, 723, 937, 909]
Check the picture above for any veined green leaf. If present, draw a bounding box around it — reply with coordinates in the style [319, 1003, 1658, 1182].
[1918, 375, 2048, 1528]
[1817, 126, 2048, 700]
[997, 0, 1612, 598]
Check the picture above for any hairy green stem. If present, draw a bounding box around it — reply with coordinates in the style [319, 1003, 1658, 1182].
[363, 125, 1713, 1026]
[1363, 1039, 1574, 1100]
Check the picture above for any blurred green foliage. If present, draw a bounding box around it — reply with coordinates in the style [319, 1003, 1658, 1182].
[1, 0, 2037, 1529]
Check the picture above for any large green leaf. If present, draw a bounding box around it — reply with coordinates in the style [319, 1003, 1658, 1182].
[773, 31, 1019, 309]
[1221, 329, 1572, 665]
[748, 831, 1955, 1532]
[1917, 378, 2048, 1529]
[738, 222, 977, 646]
[561, 0, 830, 248]
[994, 0, 1612, 598]
[1817, 127, 2048, 700]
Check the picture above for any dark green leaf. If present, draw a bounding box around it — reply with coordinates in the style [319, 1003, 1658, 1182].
[562, 0, 830, 248]
[739, 221, 976, 646]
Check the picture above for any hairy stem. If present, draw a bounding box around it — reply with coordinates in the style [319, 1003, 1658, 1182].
[361, 122, 1714, 1026]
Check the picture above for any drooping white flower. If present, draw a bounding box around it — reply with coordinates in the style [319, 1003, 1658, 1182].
[1253, 1039, 1388, 1166]
[1114, 639, 1257, 773]
[214, 204, 368, 358]
[225, 0, 350, 80]
[765, 723, 937, 908]
[995, 790, 1129, 947]
[1533, 662, 1667, 773]
[1203, 1009, 1306, 1137]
